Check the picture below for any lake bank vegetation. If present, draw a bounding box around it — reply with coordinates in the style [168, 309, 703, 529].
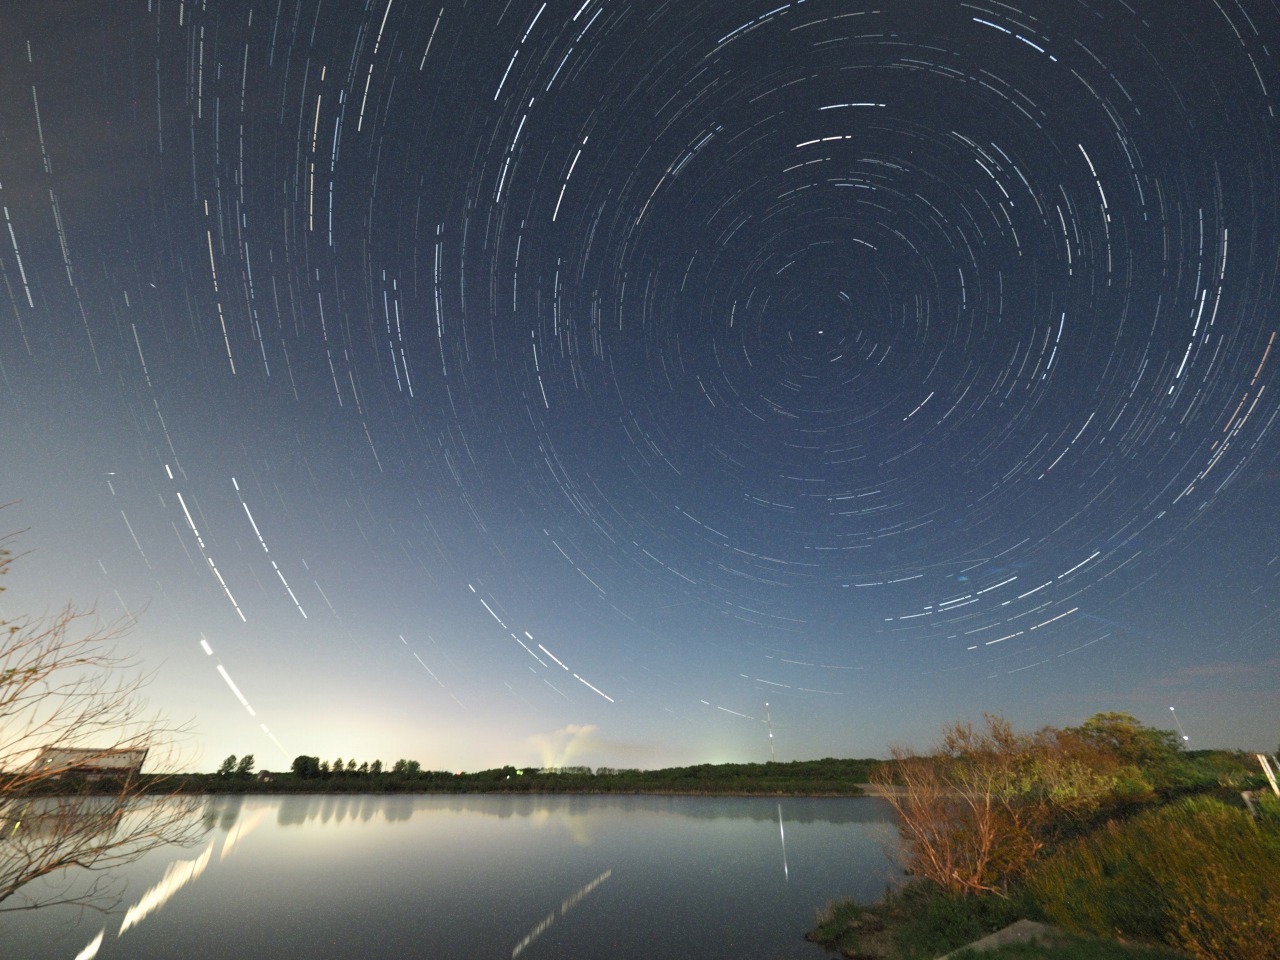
[159, 754, 880, 796]
[806, 712, 1275, 960]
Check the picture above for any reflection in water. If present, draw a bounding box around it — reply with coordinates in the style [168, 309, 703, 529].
[221, 805, 270, 861]
[118, 840, 213, 935]
[777, 803, 789, 882]
[6, 795, 899, 960]
[72, 929, 103, 960]
[251, 792, 892, 830]
[65, 799, 265, 958]
[273, 793, 421, 826]
[511, 868, 612, 959]
[0, 795, 203, 915]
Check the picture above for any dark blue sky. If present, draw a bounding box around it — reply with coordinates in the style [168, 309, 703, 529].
[2, 0, 1277, 772]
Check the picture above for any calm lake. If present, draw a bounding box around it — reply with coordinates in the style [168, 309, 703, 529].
[6, 794, 902, 960]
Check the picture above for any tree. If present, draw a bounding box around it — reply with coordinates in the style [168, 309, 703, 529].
[0, 530, 201, 912]
[235, 754, 255, 777]
[217, 754, 237, 777]
[872, 714, 1120, 896]
[1068, 712, 1182, 790]
[291, 755, 320, 779]
[392, 759, 420, 778]
[370, 759, 382, 776]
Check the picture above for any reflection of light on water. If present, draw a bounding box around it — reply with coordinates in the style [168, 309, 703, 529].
[67, 801, 268, 955]
[72, 929, 103, 960]
[510, 868, 612, 959]
[560, 868, 610, 916]
[511, 911, 556, 959]
[777, 802, 789, 882]
[117, 840, 213, 936]
[221, 806, 270, 860]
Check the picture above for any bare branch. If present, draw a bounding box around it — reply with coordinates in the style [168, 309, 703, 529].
[0, 530, 202, 912]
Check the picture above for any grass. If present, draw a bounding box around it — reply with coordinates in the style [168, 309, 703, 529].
[809, 887, 1195, 960]
[1028, 795, 1280, 960]
[809, 795, 1279, 959]
[808, 882, 1035, 960]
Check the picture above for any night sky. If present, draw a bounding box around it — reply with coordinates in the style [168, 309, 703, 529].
[2, 0, 1277, 774]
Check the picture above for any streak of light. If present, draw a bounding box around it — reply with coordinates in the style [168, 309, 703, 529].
[73, 930, 104, 960]
[118, 840, 213, 936]
[216, 664, 257, 717]
[573, 673, 615, 702]
[777, 802, 789, 881]
[512, 869, 611, 959]
[1028, 607, 1079, 631]
[221, 805, 270, 860]
[259, 724, 287, 755]
[538, 643, 569, 670]
[119, 511, 151, 569]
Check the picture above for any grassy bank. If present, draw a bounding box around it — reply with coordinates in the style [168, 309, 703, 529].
[808, 887, 1192, 959]
[807, 792, 1279, 960]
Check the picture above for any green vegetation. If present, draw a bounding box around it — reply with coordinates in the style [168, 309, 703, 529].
[810, 712, 1272, 960]
[1029, 795, 1280, 960]
[156, 754, 879, 795]
[808, 884, 1191, 960]
[809, 884, 1034, 960]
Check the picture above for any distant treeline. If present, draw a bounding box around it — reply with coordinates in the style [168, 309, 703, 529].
[168, 755, 882, 795]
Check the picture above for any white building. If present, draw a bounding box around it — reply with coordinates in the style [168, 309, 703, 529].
[30, 747, 149, 779]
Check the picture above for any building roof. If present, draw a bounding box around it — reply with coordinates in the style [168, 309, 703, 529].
[31, 746, 149, 774]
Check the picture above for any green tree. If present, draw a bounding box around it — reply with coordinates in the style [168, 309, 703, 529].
[1071, 712, 1181, 767]
[319, 760, 330, 776]
[358, 761, 369, 776]
[217, 754, 237, 777]
[346, 759, 357, 774]
[291, 755, 320, 779]
[235, 754, 255, 777]
[1067, 712, 1183, 795]
[392, 759, 421, 778]
[370, 759, 383, 776]
[332, 757, 344, 777]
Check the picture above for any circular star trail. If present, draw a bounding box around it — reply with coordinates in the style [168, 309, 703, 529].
[1, 0, 1277, 767]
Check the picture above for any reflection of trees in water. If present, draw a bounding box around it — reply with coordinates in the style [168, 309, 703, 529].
[0, 795, 204, 913]
[200, 794, 245, 833]
[244, 793, 898, 829]
[273, 794, 420, 827]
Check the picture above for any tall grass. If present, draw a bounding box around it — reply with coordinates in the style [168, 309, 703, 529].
[1028, 796, 1280, 960]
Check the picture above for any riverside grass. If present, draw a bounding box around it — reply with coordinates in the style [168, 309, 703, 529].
[809, 883, 1034, 960]
[809, 883, 1185, 960]
[809, 795, 1278, 960]
[1028, 795, 1280, 960]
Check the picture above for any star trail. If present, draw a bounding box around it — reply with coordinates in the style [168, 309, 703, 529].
[1, 0, 1277, 770]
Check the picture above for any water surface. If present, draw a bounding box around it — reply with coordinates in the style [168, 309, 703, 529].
[5, 794, 901, 960]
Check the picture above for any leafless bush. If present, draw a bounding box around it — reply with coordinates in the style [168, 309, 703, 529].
[0, 530, 202, 912]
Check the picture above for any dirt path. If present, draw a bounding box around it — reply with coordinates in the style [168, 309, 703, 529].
[935, 920, 1066, 958]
